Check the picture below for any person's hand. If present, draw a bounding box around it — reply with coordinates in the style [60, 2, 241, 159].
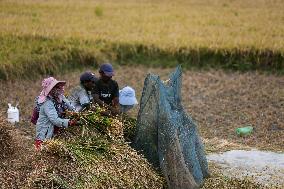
[110, 107, 119, 115]
[34, 139, 43, 151]
[100, 110, 111, 117]
[112, 97, 119, 107]
[61, 111, 67, 117]
[68, 119, 77, 126]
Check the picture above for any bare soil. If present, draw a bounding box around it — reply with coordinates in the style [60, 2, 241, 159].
[1, 66, 282, 152]
[0, 66, 283, 188]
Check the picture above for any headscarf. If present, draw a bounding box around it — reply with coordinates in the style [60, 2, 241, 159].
[38, 77, 66, 103]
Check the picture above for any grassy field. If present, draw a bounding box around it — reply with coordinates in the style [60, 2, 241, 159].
[0, 0, 284, 79]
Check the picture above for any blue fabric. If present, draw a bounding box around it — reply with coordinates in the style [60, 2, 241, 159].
[80, 71, 97, 82]
[100, 63, 114, 75]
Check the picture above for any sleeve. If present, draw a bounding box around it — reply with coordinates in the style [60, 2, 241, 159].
[78, 90, 90, 106]
[113, 81, 119, 98]
[43, 100, 69, 128]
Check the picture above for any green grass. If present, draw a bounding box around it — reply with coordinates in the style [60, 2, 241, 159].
[0, 35, 101, 79]
[0, 35, 283, 79]
[0, 0, 283, 79]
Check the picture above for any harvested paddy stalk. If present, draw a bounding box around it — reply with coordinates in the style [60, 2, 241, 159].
[65, 105, 124, 139]
[0, 118, 16, 159]
[26, 105, 165, 189]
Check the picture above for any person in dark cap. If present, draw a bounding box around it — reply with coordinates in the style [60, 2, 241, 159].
[68, 71, 97, 112]
[93, 63, 119, 115]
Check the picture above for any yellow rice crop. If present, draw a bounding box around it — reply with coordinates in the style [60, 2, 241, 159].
[0, 0, 283, 51]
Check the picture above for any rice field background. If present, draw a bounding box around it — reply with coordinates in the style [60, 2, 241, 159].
[1, 0, 284, 50]
[0, 0, 284, 79]
[0, 0, 284, 188]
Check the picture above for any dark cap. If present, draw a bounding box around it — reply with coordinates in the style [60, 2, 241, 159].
[99, 63, 114, 77]
[80, 71, 97, 83]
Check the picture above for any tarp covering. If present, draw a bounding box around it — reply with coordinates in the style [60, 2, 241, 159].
[134, 66, 209, 188]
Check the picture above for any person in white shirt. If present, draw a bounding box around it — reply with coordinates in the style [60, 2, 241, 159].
[119, 86, 138, 113]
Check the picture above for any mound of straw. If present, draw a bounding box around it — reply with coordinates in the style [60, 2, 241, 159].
[26, 105, 165, 189]
[0, 118, 16, 159]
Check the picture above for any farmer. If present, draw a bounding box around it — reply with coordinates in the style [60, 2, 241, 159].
[34, 77, 77, 150]
[119, 86, 138, 113]
[68, 71, 97, 112]
[93, 63, 119, 115]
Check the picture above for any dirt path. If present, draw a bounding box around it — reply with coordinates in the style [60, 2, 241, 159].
[207, 150, 284, 187]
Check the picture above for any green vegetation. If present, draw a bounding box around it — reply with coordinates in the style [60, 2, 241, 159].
[0, 0, 283, 79]
[94, 5, 104, 17]
[25, 108, 165, 189]
[0, 35, 283, 79]
[0, 35, 100, 79]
